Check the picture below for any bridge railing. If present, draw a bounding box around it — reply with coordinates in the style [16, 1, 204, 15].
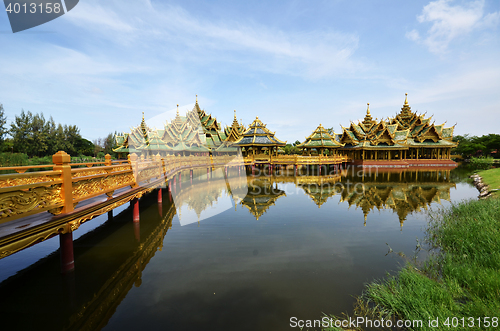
[0, 152, 163, 224]
[0, 152, 244, 224]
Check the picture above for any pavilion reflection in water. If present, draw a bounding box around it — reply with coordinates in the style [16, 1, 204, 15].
[240, 170, 453, 226]
[171, 169, 455, 226]
[170, 166, 249, 226]
[240, 178, 286, 220]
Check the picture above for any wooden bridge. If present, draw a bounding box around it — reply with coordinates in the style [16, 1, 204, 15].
[0, 151, 348, 271]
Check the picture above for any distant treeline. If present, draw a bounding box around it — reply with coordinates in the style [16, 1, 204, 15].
[0, 103, 116, 160]
[453, 134, 500, 158]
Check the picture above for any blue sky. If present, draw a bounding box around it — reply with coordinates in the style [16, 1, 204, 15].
[1, 0, 499, 143]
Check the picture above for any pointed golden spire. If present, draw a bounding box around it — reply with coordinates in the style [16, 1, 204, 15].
[367, 103, 370, 114]
[234, 109, 237, 120]
[196, 94, 198, 103]
[404, 93, 408, 106]
[176, 104, 179, 116]
[142, 111, 144, 120]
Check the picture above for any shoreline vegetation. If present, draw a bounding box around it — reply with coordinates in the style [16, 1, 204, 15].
[323, 169, 500, 331]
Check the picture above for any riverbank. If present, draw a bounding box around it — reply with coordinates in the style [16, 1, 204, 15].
[476, 167, 500, 198]
[325, 197, 500, 331]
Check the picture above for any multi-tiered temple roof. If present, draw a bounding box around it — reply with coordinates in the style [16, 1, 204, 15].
[233, 117, 286, 157]
[234, 117, 286, 147]
[338, 95, 457, 153]
[298, 124, 344, 153]
[113, 98, 226, 156]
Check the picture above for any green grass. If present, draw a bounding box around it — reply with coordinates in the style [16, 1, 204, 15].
[325, 198, 500, 331]
[477, 167, 500, 198]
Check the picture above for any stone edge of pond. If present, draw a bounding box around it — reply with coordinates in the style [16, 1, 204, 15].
[469, 173, 497, 199]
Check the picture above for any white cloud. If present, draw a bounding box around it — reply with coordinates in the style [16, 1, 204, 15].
[408, 0, 500, 53]
[64, 2, 135, 33]
[62, 0, 361, 79]
[405, 29, 420, 41]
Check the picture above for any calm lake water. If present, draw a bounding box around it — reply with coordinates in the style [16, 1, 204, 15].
[0, 167, 477, 331]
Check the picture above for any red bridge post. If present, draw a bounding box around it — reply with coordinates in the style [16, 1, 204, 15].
[60, 232, 74, 273]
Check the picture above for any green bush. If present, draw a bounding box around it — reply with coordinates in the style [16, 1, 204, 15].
[28, 155, 52, 165]
[0, 152, 29, 166]
[469, 156, 494, 170]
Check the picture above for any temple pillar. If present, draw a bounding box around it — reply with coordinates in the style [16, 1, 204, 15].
[60, 232, 74, 273]
[158, 188, 162, 203]
[108, 210, 113, 221]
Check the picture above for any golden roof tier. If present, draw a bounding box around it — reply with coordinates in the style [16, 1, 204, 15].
[224, 110, 246, 143]
[193, 95, 226, 149]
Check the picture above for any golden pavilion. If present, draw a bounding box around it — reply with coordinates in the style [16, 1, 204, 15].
[297, 124, 344, 156]
[113, 97, 244, 158]
[337, 94, 457, 166]
[233, 117, 287, 157]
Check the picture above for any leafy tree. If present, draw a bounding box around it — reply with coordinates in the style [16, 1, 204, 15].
[0, 104, 7, 149]
[10, 110, 33, 154]
[75, 137, 94, 156]
[453, 134, 500, 158]
[283, 143, 301, 155]
[93, 138, 103, 157]
[9, 110, 94, 157]
[103, 132, 116, 155]
[28, 112, 48, 157]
